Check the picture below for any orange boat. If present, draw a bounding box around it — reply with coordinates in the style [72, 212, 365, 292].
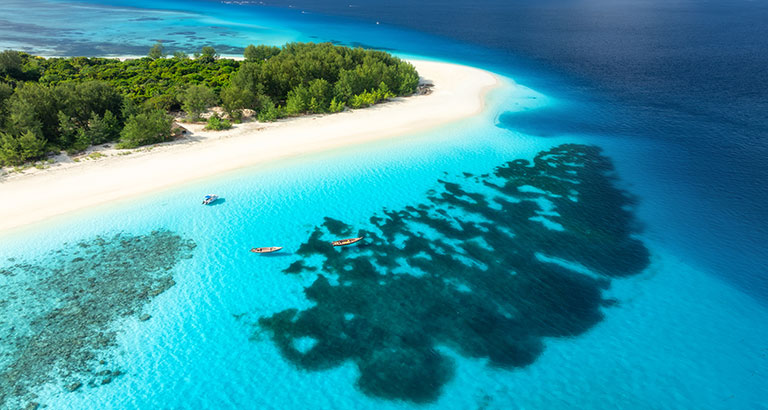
[331, 237, 364, 247]
[250, 247, 283, 254]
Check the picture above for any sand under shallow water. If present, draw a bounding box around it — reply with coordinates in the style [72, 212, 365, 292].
[0, 0, 766, 408]
[3, 130, 765, 409]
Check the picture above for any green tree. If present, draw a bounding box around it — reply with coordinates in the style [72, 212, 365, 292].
[87, 110, 121, 145]
[199, 46, 219, 63]
[144, 93, 179, 112]
[228, 62, 265, 101]
[0, 82, 13, 128]
[257, 102, 282, 122]
[243, 45, 257, 62]
[19, 130, 47, 160]
[1, 130, 48, 163]
[307, 78, 333, 113]
[220, 85, 255, 122]
[67, 129, 91, 154]
[394, 61, 419, 94]
[181, 85, 217, 121]
[0, 132, 22, 165]
[56, 81, 123, 127]
[57, 111, 79, 148]
[9, 83, 58, 143]
[118, 110, 173, 148]
[0, 50, 23, 79]
[60, 109, 113, 154]
[285, 85, 311, 115]
[121, 98, 141, 120]
[333, 70, 357, 103]
[244, 44, 280, 62]
[148, 41, 165, 60]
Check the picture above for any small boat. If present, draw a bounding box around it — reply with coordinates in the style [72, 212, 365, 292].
[251, 247, 283, 254]
[202, 195, 219, 205]
[331, 237, 364, 247]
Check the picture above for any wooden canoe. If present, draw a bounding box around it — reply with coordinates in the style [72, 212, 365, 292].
[250, 247, 283, 254]
[331, 237, 364, 247]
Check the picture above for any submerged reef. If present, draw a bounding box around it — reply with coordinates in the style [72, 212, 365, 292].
[258, 144, 650, 402]
[0, 230, 195, 407]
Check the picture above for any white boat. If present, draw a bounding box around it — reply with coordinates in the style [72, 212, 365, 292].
[202, 195, 219, 205]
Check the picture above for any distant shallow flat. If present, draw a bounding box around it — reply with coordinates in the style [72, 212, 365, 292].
[0, 60, 500, 234]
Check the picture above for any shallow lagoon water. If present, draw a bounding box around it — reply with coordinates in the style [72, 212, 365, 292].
[1, 1, 767, 409]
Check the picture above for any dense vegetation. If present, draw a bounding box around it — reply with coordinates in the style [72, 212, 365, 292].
[0, 43, 419, 165]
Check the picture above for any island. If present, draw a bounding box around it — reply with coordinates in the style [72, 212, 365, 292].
[0, 43, 500, 233]
[0, 42, 421, 161]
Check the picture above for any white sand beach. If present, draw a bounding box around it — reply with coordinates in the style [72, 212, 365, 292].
[0, 60, 500, 233]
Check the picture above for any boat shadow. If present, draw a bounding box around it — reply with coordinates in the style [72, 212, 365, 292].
[208, 198, 227, 206]
[256, 252, 293, 258]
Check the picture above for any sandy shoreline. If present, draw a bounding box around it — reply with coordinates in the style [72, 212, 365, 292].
[0, 60, 500, 234]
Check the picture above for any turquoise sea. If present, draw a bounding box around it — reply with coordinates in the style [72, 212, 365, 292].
[1, 0, 767, 409]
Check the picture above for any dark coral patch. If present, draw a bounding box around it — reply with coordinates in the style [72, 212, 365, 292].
[0, 230, 196, 407]
[357, 346, 454, 404]
[258, 144, 649, 402]
[323, 217, 354, 237]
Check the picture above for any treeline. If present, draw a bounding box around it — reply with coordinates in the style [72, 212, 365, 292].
[0, 43, 419, 166]
[226, 43, 419, 121]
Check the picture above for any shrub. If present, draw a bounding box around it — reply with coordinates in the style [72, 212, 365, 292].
[257, 103, 282, 122]
[221, 85, 255, 122]
[0, 130, 47, 165]
[285, 85, 311, 115]
[0, 132, 22, 165]
[118, 110, 172, 148]
[349, 91, 377, 109]
[87, 110, 121, 145]
[348, 85, 395, 109]
[66, 130, 90, 155]
[204, 114, 232, 131]
[328, 98, 345, 113]
[181, 85, 216, 121]
[144, 93, 179, 112]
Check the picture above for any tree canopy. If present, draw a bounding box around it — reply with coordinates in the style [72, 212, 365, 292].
[118, 109, 173, 149]
[0, 42, 419, 166]
[148, 41, 165, 60]
[181, 85, 217, 121]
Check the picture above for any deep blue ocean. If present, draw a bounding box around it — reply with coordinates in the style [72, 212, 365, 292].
[1, 0, 767, 408]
